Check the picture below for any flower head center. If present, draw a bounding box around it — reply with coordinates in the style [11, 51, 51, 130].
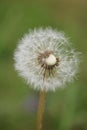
[37, 50, 59, 78]
[45, 54, 56, 66]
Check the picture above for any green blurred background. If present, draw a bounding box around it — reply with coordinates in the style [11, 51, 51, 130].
[0, 0, 87, 130]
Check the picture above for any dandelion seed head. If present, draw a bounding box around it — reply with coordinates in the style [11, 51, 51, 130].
[14, 27, 80, 91]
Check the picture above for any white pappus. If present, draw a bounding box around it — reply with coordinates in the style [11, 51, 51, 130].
[14, 27, 80, 91]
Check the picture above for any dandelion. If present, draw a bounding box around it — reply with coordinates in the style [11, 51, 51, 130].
[14, 27, 80, 130]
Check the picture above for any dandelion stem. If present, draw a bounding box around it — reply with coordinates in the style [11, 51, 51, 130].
[37, 90, 46, 130]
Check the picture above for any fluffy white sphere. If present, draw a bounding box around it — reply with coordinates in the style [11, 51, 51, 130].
[14, 27, 80, 91]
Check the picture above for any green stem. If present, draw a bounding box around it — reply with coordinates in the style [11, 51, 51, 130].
[36, 90, 46, 130]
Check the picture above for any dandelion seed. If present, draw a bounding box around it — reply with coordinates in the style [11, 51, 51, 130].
[14, 27, 80, 91]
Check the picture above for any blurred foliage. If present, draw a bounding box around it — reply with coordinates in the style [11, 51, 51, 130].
[0, 0, 87, 130]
